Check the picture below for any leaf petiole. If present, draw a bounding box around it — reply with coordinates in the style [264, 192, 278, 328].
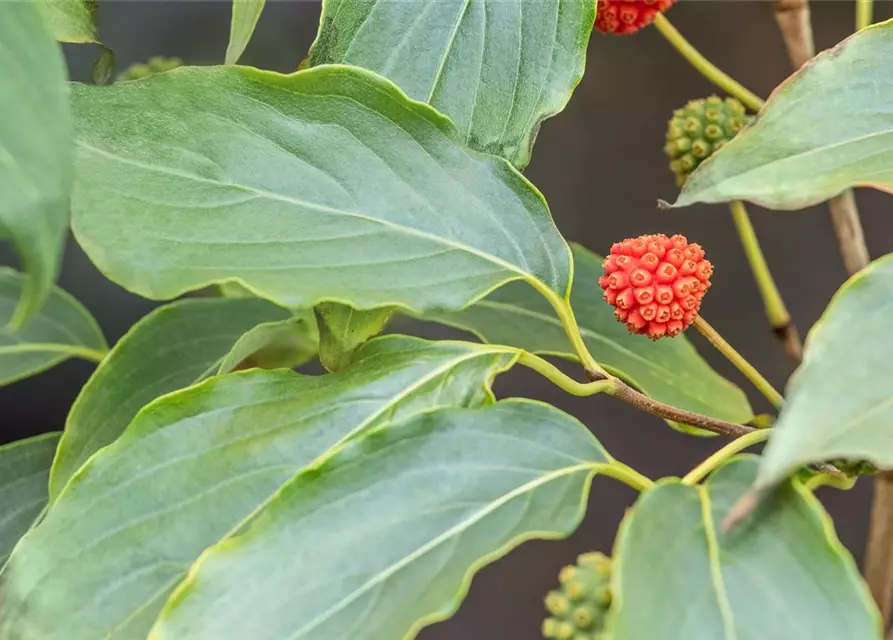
[652, 14, 764, 112]
[682, 429, 771, 486]
[693, 316, 784, 409]
[516, 350, 613, 397]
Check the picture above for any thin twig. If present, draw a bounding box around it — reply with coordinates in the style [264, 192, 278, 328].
[828, 190, 871, 276]
[730, 201, 803, 363]
[583, 368, 754, 438]
[772, 1, 887, 624]
[772, 0, 815, 69]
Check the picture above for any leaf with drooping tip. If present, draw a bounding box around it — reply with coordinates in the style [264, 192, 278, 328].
[673, 20, 893, 211]
[757, 253, 893, 490]
[0, 3, 72, 325]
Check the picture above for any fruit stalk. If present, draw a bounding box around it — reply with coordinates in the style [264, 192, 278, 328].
[729, 201, 802, 363]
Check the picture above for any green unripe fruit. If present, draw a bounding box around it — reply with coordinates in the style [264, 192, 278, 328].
[542, 553, 613, 639]
[665, 95, 752, 186]
[117, 56, 184, 83]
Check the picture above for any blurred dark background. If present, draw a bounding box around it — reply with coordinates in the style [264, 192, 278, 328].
[3, 1, 891, 637]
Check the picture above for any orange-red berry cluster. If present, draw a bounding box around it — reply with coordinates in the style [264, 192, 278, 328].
[594, 0, 677, 35]
[599, 234, 712, 339]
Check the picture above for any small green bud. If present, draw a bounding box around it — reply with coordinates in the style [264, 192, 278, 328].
[541, 553, 613, 639]
[665, 95, 753, 186]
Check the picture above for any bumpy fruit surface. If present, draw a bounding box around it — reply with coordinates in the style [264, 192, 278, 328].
[665, 96, 752, 186]
[599, 233, 712, 339]
[594, 0, 677, 35]
[542, 552, 613, 640]
[117, 56, 184, 83]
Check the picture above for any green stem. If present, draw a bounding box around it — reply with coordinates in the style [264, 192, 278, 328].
[516, 351, 613, 397]
[682, 429, 771, 486]
[857, 0, 874, 30]
[729, 202, 789, 329]
[530, 280, 610, 379]
[729, 201, 803, 362]
[652, 14, 765, 112]
[599, 461, 654, 492]
[693, 316, 784, 409]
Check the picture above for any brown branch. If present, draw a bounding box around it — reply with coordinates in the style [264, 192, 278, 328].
[773, 0, 815, 68]
[772, 323, 803, 364]
[585, 368, 755, 438]
[828, 190, 871, 276]
[773, 1, 887, 624]
[610, 378, 754, 438]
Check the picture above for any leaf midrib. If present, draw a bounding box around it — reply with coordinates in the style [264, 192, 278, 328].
[75, 140, 538, 284]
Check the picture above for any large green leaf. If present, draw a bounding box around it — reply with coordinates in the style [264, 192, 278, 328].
[316, 301, 394, 372]
[225, 0, 266, 65]
[48, 297, 316, 502]
[34, 0, 98, 44]
[307, 0, 594, 169]
[0, 337, 517, 640]
[149, 400, 612, 640]
[607, 457, 879, 639]
[674, 20, 893, 211]
[0, 4, 72, 325]
[427, 244, 752, 427]
[0, 433, 60, 567]
[70, 65, 571, 315]
[0, 268, 106, 387]
[757, 254, 893, 488]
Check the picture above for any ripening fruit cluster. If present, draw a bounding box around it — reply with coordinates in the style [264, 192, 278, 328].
[599, 233, 713, 339]
[542, 552, 613, 640]
[664, 96, 752, 186]
[594, 0, 677, 35]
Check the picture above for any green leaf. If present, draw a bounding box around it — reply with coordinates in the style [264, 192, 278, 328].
[226, 0, 266, 65]
[0, 268, 106, 387]
[48, 297, 316, 502]
[217, 313, 318, 374]
[70, 65, 571, 314]
[757, 254, 893, 488]
[34, 0, 99, 43]
[307, 0, 595, 169]
[674, 20, 893, 211]
[316, 302, 394, 372]
[0, 3, 72, 326]
[0, 337, 517, 640]
[0, 433, 60, 567]
[608, 457, 879, 639]
[149, 399, 612, 640]
[426, 244, 752, 429]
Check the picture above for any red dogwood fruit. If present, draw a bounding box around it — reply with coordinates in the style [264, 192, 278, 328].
[599, 233, 712, 339]
[594, 0, 678, 35]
